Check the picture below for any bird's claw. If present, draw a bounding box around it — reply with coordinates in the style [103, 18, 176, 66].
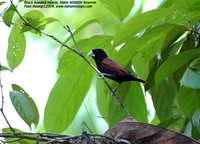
[98, 73, 104, 79]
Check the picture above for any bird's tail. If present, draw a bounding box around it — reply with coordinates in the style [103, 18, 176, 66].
[132, 76, 145, 83]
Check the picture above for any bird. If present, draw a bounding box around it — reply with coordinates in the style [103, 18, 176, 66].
[88, 48, 145, 92]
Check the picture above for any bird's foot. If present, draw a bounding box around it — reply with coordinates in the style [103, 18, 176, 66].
[111, 84, 120, 96]
[98, 73, 104, 79]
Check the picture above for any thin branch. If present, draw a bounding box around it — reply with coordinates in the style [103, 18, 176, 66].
[0, 133, 52, 142]
[63, 25, 82, 53]
[12, 3, 130, 116]
[0, 132, 117, 143]
[0, 63, 16, 133]
[64, 24, 131, 116]
[0, 63, 4, 110]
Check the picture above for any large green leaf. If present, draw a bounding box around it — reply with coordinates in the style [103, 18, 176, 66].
[158, 117, 187, 132]
[44, 53, 91, 132]
[44, 73, 92, 132]
[137, 24, 187, 60]
[131, 54, 149, 79]
[21, 10, 58, 33]
[3, 4, 16, 27]
[96, 78, 126, 127]
[24, 10, 44, 21]
[63, 19, 100, 45]
[9, 84, 39, 128]
[151, 78, 178, 121]
[6, 26, 26, 71]
[97, 66, 148, 127]
[76, 35, 114, 51]
[99, 0, 134, 20]
[178, 86, 200, 118]
[180, 68, 200, 89]
[145, 37, 186, 91]
[114, 8, 173, 47]
[44, 35, 113, 132]
[171, 0, 200, 11]
[123, 82, 148, 122]
[145, 59, 160, 91]
[155, 49, 200, 85]
[114, 38, 138, 66]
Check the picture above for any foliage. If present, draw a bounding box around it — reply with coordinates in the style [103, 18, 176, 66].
[1, 0, 200, 140]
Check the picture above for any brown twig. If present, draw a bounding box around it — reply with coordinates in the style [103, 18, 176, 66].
[0, 132, 117, 143]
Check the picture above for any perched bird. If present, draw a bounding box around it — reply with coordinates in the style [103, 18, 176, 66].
[88, 48, 145, 91]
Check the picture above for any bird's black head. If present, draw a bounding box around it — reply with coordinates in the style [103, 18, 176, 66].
[88, 49, 108, 62]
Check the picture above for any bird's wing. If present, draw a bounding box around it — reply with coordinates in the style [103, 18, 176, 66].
[100, 58, 129, 77]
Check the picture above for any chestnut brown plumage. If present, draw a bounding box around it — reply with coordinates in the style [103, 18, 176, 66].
[88, 49, 145, 90]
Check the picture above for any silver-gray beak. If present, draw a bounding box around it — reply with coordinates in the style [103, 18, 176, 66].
[88, 50, 95, 57]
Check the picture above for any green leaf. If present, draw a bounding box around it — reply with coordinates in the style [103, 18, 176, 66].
[159, 117, 187, 132]
[178, 86, 200, 118]
[22, 10, 45, 33]
[3, 4, 16, 27]
[3, 128, 34, 144]
[63, 19, 100, 45]
[192, 108, 200, 133]
[124, 82, 148, 122]
[21, 10, 57, 33]
[139, 24, 187, 60]
[97, 80, 148, 127]
[155, 49, 200, 85]
[99, 0, 134, 20]
[145, 59, 159, 91]
[184, 121, 192, 136]
[25, 10, 44, 20]
[151, 78, 178, 121]
[171, 0, 200, 11]
[29, 17, 58, 31]
[190, 58, 200, 71]
[44, 72, 92, 132]
[145, 37, 186, 91]
[0, 2, 5, 6]
[158, 0, 173, 8]
[181, 68, 200, 89]
[0, 65, 11, 71]
[44, 35, 113, 132]
[114, 8, 173, 47]
[192, 124, 200, 139]
[7, 26, 26, 70]
[151, 114, 160, 125]
[96, 79, 110, 117]
[114, 38, 138, 66]
[132, 54, 149, 79]
[9, 84, 39, 128]
[171, 0, 190, 9]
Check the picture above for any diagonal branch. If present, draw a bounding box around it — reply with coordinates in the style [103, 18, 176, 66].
[11, 1, 130, 116]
